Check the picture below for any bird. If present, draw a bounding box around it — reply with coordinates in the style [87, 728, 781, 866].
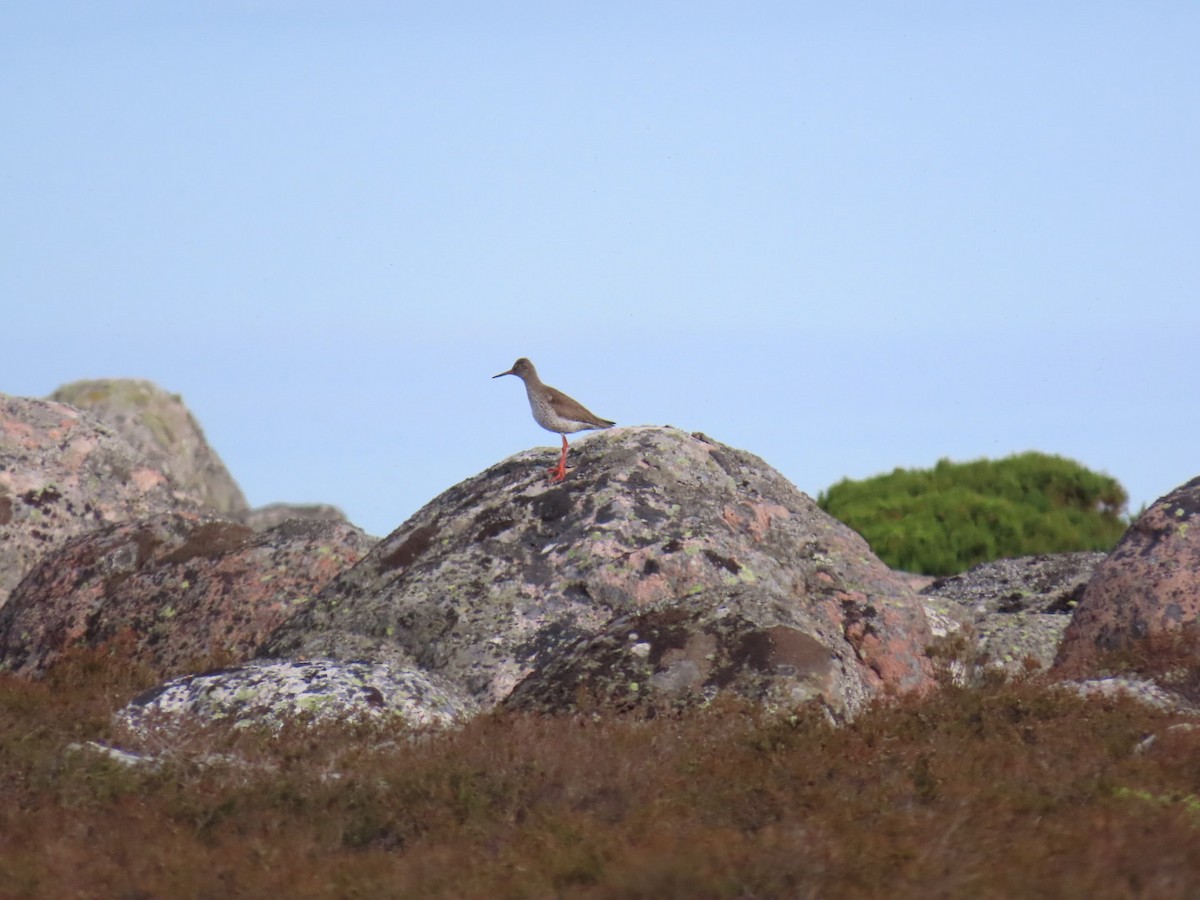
[493, 358, 615, 483]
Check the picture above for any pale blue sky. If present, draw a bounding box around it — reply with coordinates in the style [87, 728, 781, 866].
[4, 2, 1198, 537]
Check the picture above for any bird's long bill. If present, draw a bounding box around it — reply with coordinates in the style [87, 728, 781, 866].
[493, 368, 515, 379]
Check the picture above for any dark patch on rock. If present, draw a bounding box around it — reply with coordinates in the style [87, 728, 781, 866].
[475, 516, 514, 541]
[564, 582, 593, 602]
[129, 680, 173, 708]
[637, 609, 694, 662]
[132, 527, 164, 568]
[512, 620, 589, 667]
[102, 571, 132, 598]
[733, 626, 831, 678]
[623, 470, 657, 491]
[996, 594, 1027, 614]
[21, 486, 63, 509]
[159, 521, 254, 565]
[642, 558, 661, 576]
[703, 549, 742, 574]
[594, 502, 617, 525]
[361, 685, 385, 707]
[1044, 580, 1089, 615]
[633, 500, 669, 527]
[840, 599, 878, 632]
[532, 490, 571, 522]
[707, 449, 739, 479]
[380, 523, 439, 572]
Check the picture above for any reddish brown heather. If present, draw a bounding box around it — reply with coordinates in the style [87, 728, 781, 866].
[2, 642, 1200, 900]
[0, 511, 374, 680]
[1056, 476, 1200, 677]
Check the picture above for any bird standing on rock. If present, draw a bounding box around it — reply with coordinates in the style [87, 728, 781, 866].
[493, 358, 615, 483]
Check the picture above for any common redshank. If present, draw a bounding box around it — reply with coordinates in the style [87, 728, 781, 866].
[493, 358, 615, 483]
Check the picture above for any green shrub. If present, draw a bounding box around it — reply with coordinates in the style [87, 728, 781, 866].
[818, 452, 1128, 575]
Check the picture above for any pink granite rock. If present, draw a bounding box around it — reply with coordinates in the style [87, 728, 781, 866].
[49, 379, 249, 518]
[0, 511, 374, 679]
[264, 427, 936, 718]
[0, 394, 199, 609]
[1056, 476, 1200, 675]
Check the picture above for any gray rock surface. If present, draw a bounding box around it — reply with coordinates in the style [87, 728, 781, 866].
[50, 379, 249, 517]
[264, 427, 935, 717]
[504, 586, 870, 719]
[118, 658, 476, 735]
[921, 552, 1106, 671]
[0, 393, 198, 609]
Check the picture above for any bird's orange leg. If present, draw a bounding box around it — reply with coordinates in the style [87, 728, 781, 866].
[548, 435, 569, 483]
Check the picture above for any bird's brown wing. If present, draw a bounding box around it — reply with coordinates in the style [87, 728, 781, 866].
[545, 385, 615, 429]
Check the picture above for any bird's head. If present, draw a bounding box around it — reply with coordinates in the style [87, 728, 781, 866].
[493, 358, 536, 380]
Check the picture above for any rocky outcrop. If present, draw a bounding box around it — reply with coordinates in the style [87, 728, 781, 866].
[118, 658, 476, 736]
[264, 427, 935, 718]
[509, 549, 1114, 716]
[239, 502, 350, 533]
[0, 393, 198, 609]
[1056, 477, 1200, 675]
[504, 585, 868, 718]
[50, 379, 249, 518]
[921, 552, 1106, 671]
[0, 512, 374, 679]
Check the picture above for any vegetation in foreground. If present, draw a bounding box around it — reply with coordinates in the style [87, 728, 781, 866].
[818, 451, 1129, 575]
[2, 641, 1199, 900]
